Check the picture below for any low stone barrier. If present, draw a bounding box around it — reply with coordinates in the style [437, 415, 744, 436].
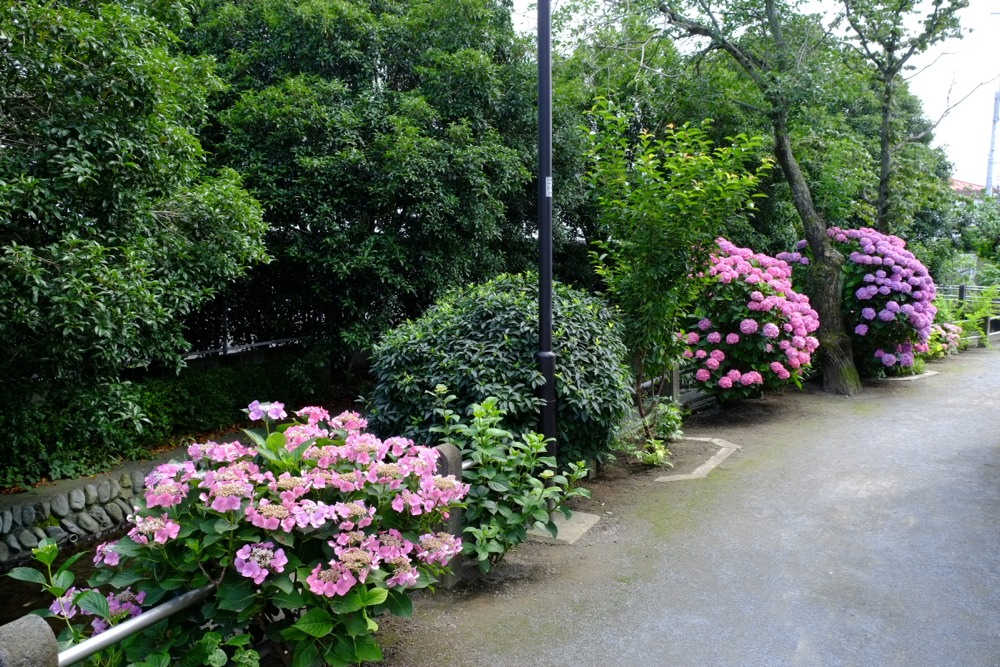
[0, 466, 157, 571]
[0, 613, 58, 667]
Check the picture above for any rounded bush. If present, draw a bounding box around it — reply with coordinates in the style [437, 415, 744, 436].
[682, 239, 820, 400]
[368, 273, 633, 463]
[779, 226, 937, 376]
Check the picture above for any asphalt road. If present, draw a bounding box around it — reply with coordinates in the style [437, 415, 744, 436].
[380, 348, 1000, 667]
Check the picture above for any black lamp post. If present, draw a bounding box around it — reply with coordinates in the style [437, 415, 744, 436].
[537, 0, 557, 454]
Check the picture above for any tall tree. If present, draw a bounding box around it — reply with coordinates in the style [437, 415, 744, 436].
[662, 0, 863, 394]
[584, 101, 772, 440]
[185, 0, 538, 354]
[839, 0, 967, 232]
[0, 0, 267, 481]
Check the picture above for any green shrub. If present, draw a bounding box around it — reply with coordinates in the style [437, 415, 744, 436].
[949, 286, 998, 347]
[0, 358, 330, 489]
[368, 273, 633, 464]
[431, 390, 589, 571]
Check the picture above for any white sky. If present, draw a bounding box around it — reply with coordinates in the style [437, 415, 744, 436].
[907, 0, 1000, 186]
[512, 0, 999, 186]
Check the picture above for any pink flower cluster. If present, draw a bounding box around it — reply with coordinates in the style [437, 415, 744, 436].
[95, 403, 469, 601]
[781, 227, 936, 371]
[682, 239, 820, 396]
[926, 322, 962, 357]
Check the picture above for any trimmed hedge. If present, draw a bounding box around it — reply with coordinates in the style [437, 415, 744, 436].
[368, 273, 633, 464]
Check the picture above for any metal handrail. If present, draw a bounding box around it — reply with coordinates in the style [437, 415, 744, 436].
[58, 584, 215, 667]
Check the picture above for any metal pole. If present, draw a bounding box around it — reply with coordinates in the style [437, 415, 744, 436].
[537, 0, 557, 454]
[987, 90, 999, 198]
[58, 585, 215, 667]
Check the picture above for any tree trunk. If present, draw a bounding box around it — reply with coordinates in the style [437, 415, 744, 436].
[772, 117, 862, 395]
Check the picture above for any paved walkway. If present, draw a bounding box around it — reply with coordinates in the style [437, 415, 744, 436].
[380, 348, 1000, 666]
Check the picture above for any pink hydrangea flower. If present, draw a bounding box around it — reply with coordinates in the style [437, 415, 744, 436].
[334, 547, 378, 584]
[416, 532, 462, 566]
[49, 587, 80, 618]
[94, 541, 120, 567]
[329, 411, 368, 433]
[128, 514, 180, 545]
[246, 498, 297, 532]
[419, 475, 469, 510]
[333, 500, 375, 530]
[307, 562, 356, 597]
[145, 479, 189, 509]
[386, 556, 420, 588]
[247, 400, 287, 421]
[91, 589, 145, 635]
[234, 542, 287, 585]
[198, 468, 254, 512]
[295, 405, 331, 425]
[726, 333, 740, 345]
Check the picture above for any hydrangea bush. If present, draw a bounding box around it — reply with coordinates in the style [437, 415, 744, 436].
[923, 323, 962, 359]
[10, 402, 468, 667]
[778, 226, 937, 376]
[680, 239, 820, 400]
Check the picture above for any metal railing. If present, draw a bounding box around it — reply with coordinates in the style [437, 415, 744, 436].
[58, 585, 215, 667]
[937, 284, 1000, 344]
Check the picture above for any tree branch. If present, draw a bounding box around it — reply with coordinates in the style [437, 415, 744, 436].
[904, 74, 1000, 144]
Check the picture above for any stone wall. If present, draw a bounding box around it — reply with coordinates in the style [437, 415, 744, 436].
[0, 460, 167, 571]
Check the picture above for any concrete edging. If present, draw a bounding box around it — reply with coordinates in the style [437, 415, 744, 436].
[655, 437, 740, 482]
[876, 370, 939, 382]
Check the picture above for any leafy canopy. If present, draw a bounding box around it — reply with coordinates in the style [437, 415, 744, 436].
[0, 0, 267, 483]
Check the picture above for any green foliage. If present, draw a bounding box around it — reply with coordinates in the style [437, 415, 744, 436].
[922, 322, 962, 359]
[0, 0, 267, 485]
[368, 273, 633, 464]
[839, 0, 968, 231]
[185, 0, 537, 351]
[940, 287, 999, 347]
[583, 98, 771, 435]
[432, 392, 590, 571]
[0, 359, 327, 489]
[615, 399, 684, 467]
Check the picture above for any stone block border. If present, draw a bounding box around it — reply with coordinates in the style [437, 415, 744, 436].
[0, 452, 185, 571]
[876, 370, 939, 382]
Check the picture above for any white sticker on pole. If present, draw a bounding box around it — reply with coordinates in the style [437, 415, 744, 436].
[545, 177, 553, 198]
